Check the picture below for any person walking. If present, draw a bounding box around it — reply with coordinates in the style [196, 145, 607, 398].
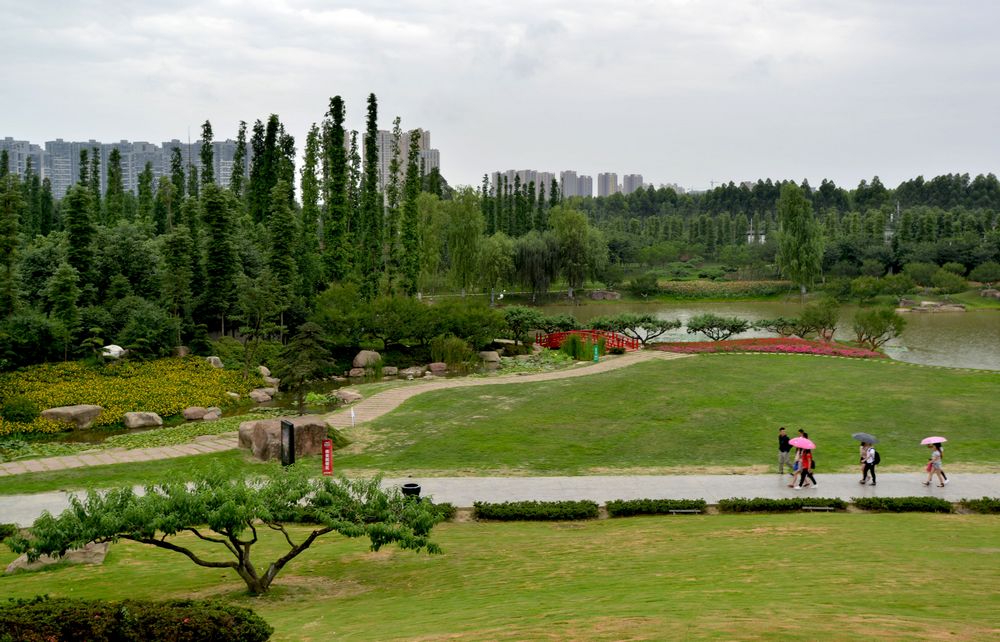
[923, 443, 947, 487]
[778, 427, 792, 474]
[860, 443, 877, 486]
[794, 449, 817, 489]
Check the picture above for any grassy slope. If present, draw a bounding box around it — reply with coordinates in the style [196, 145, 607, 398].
[1, 514, 997, 640]
[334, 354, 1000, 475]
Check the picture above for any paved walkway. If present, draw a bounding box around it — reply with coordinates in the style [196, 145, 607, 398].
[0, 351, 682, 478]
[3, 473, 997, 526]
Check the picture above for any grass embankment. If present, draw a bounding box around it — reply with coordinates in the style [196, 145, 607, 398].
[1, 514, 997, 640]
[333, 354, 1000, 475]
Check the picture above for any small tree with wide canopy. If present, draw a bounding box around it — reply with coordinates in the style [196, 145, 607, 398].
[686, 313, 752, 342]
[590, 313, 681, 347]
[7, 469, 442, 596]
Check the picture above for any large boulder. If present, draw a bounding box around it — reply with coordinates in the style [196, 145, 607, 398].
[202, 407, 222, 421]
[40, 405, 103, 430]
[237, 415, 328, 462]
[400, 366, 425, 378]
[102, 344, 125, 359]
[6, 542, 109, 575]
[205, 356, 224, 368]
[335, 390, 362, 403]
[353, 350, 381, 368]
[981, 288, 1000, 300]
[249, 389, 272, 403]
[590, 290, 621, 301]
[173, 345, 190, 357]
[382, 366, 398, 376]
[428, 362, 447, 374]
[258, 365, 271, 377]
[348, 368, 366, 378]
[263, 376, 280, 388]
[122, 412, 162, 429]
[182, 406, 208, 421]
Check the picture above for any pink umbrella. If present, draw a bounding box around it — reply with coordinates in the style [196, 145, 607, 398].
[921, 436, 948, 445]
[789, 437, 815, 450]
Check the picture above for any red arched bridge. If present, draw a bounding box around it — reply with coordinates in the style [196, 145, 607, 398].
[536, 329, 640, 351]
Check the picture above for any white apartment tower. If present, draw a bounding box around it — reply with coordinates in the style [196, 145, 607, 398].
[622, 174, 644, 195]
[597, 173, 620, 197]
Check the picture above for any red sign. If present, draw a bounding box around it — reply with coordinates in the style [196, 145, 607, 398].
[322, 439, 333, 476]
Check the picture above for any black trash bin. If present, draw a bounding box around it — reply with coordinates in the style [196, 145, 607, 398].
[401, 483, 421, 499]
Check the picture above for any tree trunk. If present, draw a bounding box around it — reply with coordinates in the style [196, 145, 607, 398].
[799, 283, 806, 303]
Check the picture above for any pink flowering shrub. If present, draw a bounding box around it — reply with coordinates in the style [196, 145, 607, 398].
[654, 337, 884, 359]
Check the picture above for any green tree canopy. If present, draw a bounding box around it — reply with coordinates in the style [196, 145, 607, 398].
[776, 182, 823, 295]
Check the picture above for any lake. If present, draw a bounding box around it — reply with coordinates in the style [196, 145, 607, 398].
[539, 300, 1000, 371]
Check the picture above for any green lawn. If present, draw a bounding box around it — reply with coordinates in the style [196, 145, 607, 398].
[1, 514, 997, 640]
[333, 354, 1000, 475]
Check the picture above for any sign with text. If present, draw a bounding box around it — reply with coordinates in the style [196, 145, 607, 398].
[322, 439, 334, 476]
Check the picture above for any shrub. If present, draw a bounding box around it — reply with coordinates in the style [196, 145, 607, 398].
[903, 262, 938, 287]
[606, 499, 707, 517]
[850, 276, 881, 302]
[717, 497, 846, 513]
[0, 596, 273, 642]
[1, 396, 39, 423]
[427, 502, 458, 521]
[969, 261, 1000, 285]
[608, 346, 626, 355]
[941, 261, 966, 276]
[0, 522, 18, 542]
[686, 313, 752, 341]
[538, 313, 580, 333]
[958, 497, 1000, 514]
[473, 500, 599, 521]
[881, 272, 916, 295]
[851, 496, 952, 513]
[931, 268, 966, 294]
[431, 334, 475, 369]
[560, 333, 585, 360]
[852, 307, 905, 350]
[629, 272, 660, 297]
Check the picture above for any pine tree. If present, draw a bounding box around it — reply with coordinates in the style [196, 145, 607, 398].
[322, 96, 351, 281]
[200, 120, 214, 185]
[180, 196, 206, 315]
[268, 180, 298, 339]
[186, 163, 199, 201]
[359, 93, 383, 301]
[78, 149, 89, 185]
[481, 174, 494, 235]
[88, 147, 101, 220]
[105, 148, 125, 224]
[23, 157, 41, 238]
[44, 262, 81, 360]
[39, 178, 54, 236]
[161, 227, 193, 343]
[230, 120, 247, 198]
[0, 173, 23, 315]
[170, 147, 185, 200]
[535, 180, 547, 231]
[0, 150, 7, 179]
[549, 178, 560, 207]
[400, 129, 422, 295]
[278, 126, 296, 202]
[248, 115, 281, 223]
[63, 184, 95, 288]
[153, 176, 175, 234]
[200, 184, 238, 333]
[385, 116, 403, 289]
[137, 162, 155, 224]
[298, 123, 323, 302]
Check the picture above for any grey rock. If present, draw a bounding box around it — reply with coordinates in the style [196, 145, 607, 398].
[382, 366, 398, 376]
[40, 404, 103, 429]
[202, 407, 222, 421]
[6, 542, 109, 575]
[173, 345, 190, 357]
[225, 392, 240, 400]
[122, 412, 162, 429]
[353, 350, 382, 368]
[258, 365, 271, 377]
[182, 406, 208, 421]
[479, 351, 501, 363]
[260, 387, 277, 396]
[348, 367, 366, 377]
[237, 415, 329, 462]
[335, 390, 362, 403]
[205, 356, 224, 368]
[102, 344, 125, 359]
[428, 362, 447, 373]
[589, 290, 621, 300]
[249, 389, 272, 403]
[400, 366, 425, 378]
[263, 375, 280, 388]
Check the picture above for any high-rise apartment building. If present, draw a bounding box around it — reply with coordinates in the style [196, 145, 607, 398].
[622, 174, 644, 195]
[366, 128, 438, 194]
[0, 138, 46, 179]
[559, 170, 578, 198]
[577, 174, 593, 198]
[597, 173, 620, 197]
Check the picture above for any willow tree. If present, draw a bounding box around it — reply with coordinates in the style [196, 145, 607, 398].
[776, 182, 824, 296]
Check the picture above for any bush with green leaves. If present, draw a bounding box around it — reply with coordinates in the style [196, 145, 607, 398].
[797, 299, 839, 340]
[959, 497, 1000, 514]
[538, 313, 580, 333]
[852, 496, 952, 513]
[0, 522, 18, 542]
[1, 396, 39, 423]
[590, 313, 682, 346]
[882, 272, 916, 296]
[502, 306, 545, 345]
[717, 497, 846, 513]
[629, 272, 660, 297]
[931, 268, 966, 294]
[941, 261, 966, 276]
[0, 596, 273, 642]
[473, 500, 599, 521]
[686, 313, 751, 341]
[850, 275, 881, 303]
[852, 307, 905, 350]
[969, 261, 1000, 285]
[431, 334, 476, 369]
[606, 499, 707, 517]
[903, 262, 939, 287]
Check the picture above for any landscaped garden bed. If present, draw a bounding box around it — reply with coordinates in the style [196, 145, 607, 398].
[653, 337, 885, 359]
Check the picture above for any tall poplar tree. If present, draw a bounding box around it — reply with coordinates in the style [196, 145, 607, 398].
[776, 182, 824, 297]
[136, 162, 155, 224]
[105, 148, 125, 224]
[186, 163, 199, 201]
[400, 129, 422, 295]
[384, 117, 403, 288]
[322, 96, 351, 281]
[153, 176, 175, 234]
[359, 93, 382, 300]
[200, 120, 214, 185]
[44, 262, 81, 360]
[298, 123, 323, 302]
[0, 173, 23, 314]
[200, 184, 238, 333]
[39, 178, 54, 237]
[78, 149, 88, 185]
[230, 120, 247, 198]
[170, 147, 185, 201]
[268, 180, 298, 338]
[88, 147, 101, 220]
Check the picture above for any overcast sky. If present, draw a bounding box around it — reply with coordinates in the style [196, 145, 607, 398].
[4, 0, 998, 191]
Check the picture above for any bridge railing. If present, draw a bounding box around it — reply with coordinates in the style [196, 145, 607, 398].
[535, 329, 640, 351]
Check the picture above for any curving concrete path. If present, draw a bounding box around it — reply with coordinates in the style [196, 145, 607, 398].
[0, 351, 685, 478]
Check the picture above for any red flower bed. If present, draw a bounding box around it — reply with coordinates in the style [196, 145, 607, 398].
[654, 337, 885, 359]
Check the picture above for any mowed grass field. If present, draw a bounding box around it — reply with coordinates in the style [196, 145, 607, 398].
[334, 354, 1000, 475]
[1, 514, 997, 640]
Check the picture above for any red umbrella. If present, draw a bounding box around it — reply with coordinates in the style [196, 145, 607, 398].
[789, 437, 815, 450]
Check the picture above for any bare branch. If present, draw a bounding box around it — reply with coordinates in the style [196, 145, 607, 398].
[122, 536, 236, 569]
[265, 521, 296, 549]
[187, 528, 238, 558]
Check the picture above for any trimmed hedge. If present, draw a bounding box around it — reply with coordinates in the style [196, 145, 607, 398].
[718, 497, 846, 513]
[0, 523, 18, 542]
[960, 497, 1000, 514]
[0, 596, 273, 642]
[473, 500, 599, 521]
[428, 502, 457, 521]
[852, 496, 952, 513]
[606, 499, 707, 517]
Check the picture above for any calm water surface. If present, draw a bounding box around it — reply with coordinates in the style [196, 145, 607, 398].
[540, 301, 1000, 371]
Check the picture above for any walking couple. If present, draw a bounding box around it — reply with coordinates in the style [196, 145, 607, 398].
[778, 427, 816, 489]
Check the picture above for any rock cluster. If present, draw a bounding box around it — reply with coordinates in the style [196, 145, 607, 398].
[40, 404, 103, 429]
[237, 415, 328, 461]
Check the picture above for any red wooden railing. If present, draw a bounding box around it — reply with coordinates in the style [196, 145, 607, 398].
[535, 329, 640, 351]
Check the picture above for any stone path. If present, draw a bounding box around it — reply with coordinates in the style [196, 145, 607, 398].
[3, 473, 998, 526]
[0, 351, 683, 477]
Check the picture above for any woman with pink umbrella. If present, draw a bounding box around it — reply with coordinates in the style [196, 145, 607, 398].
[789, 436, 816, 489]
[921, 437, 948, 487]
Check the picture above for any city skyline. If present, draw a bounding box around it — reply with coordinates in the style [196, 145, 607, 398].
[3, 2, 999, 192]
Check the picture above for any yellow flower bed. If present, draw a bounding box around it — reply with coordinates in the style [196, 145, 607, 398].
[0, 416, 68, 438]
[0, 357, 259, 435]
